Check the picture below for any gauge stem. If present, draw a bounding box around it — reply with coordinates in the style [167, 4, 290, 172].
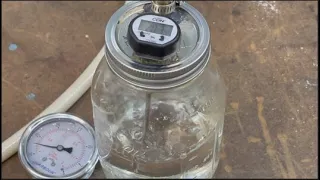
[142, 93, 152, 143]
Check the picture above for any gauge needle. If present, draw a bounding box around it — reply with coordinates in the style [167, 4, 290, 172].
[35, 143, 73, 154]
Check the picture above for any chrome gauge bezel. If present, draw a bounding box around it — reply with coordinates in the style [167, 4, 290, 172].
[18, 113, 99, 179]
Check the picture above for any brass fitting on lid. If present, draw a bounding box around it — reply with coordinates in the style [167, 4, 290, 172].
[151, 1, 176, 14]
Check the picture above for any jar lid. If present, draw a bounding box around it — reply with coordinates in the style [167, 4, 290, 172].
[105, 1, 210, 90]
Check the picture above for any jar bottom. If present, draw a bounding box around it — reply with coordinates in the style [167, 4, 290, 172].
[99, 158, 219, 179]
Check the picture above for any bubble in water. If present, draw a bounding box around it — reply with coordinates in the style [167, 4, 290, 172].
[117, 133, 131, 147]
[133, 120, 143, 127]
[192, 98, 201, 108]
[218, 129, 223, 137]
[198, 136, 205, 142]
[132, 110, 141, 119]
[166, 127, 181, 145]
[151, 105, 158, 110]
[188, 127, 201, 134]
[180, 153, 187, 159]
[123, 146, 134, 154]
[149, 125, 154, 132]
[163, 116, 169, 121]
[189, 155, 197, 162]
[100, 98, 108, 104]
[203, 153, 211, 162]
[159, 152, 168, 161]
[131, 130, 143, 140]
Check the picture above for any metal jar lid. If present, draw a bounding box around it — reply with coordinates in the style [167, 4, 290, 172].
[105, 1, 210, 90]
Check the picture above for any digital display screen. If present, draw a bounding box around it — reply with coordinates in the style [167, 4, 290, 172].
[138, 20, 173, 36]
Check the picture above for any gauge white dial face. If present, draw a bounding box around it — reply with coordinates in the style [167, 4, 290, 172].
[26, 120, 95, 177]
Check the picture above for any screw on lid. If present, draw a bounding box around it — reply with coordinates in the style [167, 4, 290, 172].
[105, 1, 210, 90]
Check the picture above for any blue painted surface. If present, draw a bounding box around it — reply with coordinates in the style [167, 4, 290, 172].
[26, 93, 36, 100]
[8, 43, 18, 51]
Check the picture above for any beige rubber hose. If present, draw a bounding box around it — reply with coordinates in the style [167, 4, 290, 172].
[1, 46, 105, 163]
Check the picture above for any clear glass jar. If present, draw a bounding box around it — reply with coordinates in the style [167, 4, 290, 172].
[91, 58, 226, 178]
[91, 1, 226, 178]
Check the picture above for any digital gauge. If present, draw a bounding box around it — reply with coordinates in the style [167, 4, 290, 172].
[128, 13, 181, 58]
[18, 113, 98, 179]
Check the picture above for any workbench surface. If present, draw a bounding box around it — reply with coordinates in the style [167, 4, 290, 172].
[2, 1, 317, 178]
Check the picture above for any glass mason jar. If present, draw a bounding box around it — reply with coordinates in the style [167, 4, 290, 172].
[91, 1, 226, 179]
